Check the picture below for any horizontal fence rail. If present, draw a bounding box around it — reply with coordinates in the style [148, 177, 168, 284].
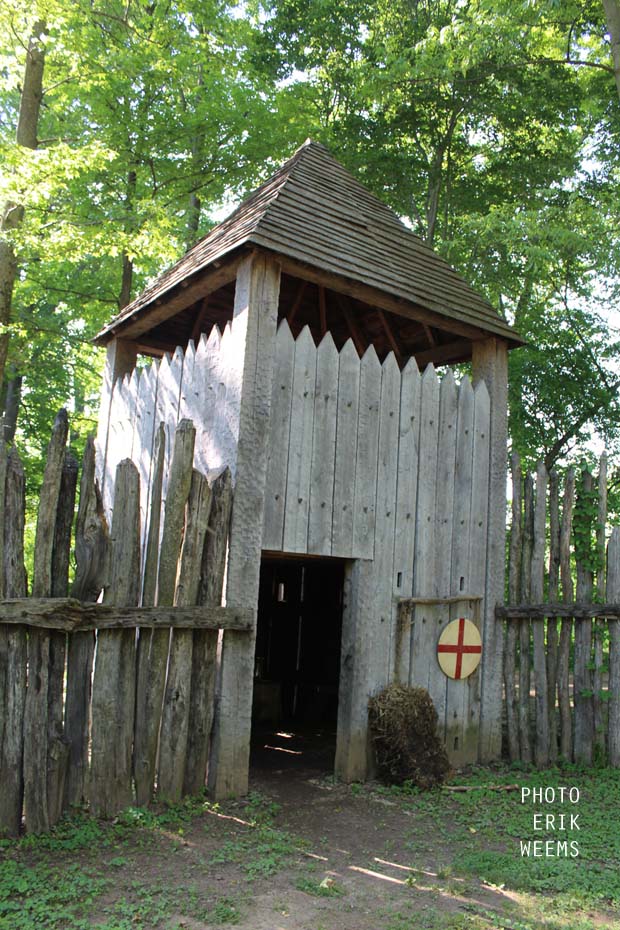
[0, 411, 236, 836]
[503, 453, 620, 768]
[0, 599, 251, 632]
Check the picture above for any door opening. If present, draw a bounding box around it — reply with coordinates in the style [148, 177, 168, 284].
[251, 555, 345, 775]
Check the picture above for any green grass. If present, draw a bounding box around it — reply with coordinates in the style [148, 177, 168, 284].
[0, 859, 108, 930]
[295, 875, 345, 897]
[381, 765, 620, 911]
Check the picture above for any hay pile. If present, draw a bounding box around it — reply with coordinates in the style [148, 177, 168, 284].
[368, 684, 450, 788]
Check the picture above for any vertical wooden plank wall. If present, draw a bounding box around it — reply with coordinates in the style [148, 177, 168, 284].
[96, 322, 247, 554]
[98, 323, 498, 780]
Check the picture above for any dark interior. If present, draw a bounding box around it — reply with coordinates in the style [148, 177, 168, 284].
[134, 270, 473, 369]
[250, 556, 345, 774]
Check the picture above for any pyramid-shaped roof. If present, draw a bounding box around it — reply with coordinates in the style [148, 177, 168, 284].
[96, 140, 522, 346]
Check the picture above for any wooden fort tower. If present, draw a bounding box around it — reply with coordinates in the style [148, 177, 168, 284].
[95, 141, 522, 797]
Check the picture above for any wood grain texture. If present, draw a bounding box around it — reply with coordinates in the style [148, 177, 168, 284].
[262, 322, 295, 550]
[308, 332, 338, 555]
[64, 438, 108, 810]
[558, 468, 575, 761]
[458, 380, 489, 764]
[159, 470, 212, 801]
[426, 369, 457, 727]
[546, 469, 560, 763]
[593, 454, 607, 756]
[24, 409, 68, 834]
[574, 470, 594, 764]
[472, 338, 508, 763]
[185, 467, 233, 796]
[332, 339, 360, 557]
[209, 253, 280, 799]
[47, 451, 79, 826]
[136, 420, 195, 805]
[99, 143, 521, 349]
[90, 460, 141, 818]
[410, 364, 440, 691]
[351, 345, 381, 559]
[283, 325, 316, 552]
[446, 377, 477, 765]
[391, 357, 421, 684]
[607, 528, 620, 766]
[531, 463, 549, 768]
[0, 448, 27, 835]
[372, 352, 400, 689]
[0, 600, 251, 631]
[518, 474, 533, 765]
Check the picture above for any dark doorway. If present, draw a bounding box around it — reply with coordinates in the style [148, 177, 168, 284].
[251, 556, 345, 775]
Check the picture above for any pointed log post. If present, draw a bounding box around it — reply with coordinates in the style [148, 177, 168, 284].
[607, 528, 620, 766]
[90, 459, 141, 817]
[184, 467, 233, 796]
[47, 451, 79, 825]
[0, 448, 28, 836]
[64, 438, 109, 810]
[472, 337, 508, 762]
[95, 338, 137, 513]
[208, 252, 281, 799]
[23, 409, 68, 834]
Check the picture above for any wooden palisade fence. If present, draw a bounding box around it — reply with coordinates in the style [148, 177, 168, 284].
[500, 453, 620, 767]
[0, 410, 246, 836]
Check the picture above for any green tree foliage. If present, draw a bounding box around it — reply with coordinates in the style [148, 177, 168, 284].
[0, 0, 294, 484]
[1, 0, 619, 480]
[257, 0, 620, 468]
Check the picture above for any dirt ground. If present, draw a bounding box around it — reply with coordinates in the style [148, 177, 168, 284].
[102, 729, 617, 930]
[6, 728, 620, 930]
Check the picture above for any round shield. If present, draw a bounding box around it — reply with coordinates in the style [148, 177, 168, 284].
[437, 618, 482, 680]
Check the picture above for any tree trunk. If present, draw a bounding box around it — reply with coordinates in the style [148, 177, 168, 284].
[2, 374, 22, 443]
[119, 168, 137, 309]
[603, 0, 620, 100]
[0, 23, 45, 387]
[185, 190, 201, 251]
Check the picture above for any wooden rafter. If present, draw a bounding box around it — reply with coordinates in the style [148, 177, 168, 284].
[337, 295, 366, 356]
[378, 310, 403, 367]
[423, 323, 436, 347]
[287, 280, 307, 328]
[96, 256, 242, 343]
[191, 296, 210, 342]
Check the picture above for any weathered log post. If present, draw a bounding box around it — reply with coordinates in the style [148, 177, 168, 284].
[208, 252, 281, 799]
[96, 338, 137, 513]
[472, 337, 508, 763]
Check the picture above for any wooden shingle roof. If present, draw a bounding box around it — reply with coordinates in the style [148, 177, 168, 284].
[96, 140, 522, 346]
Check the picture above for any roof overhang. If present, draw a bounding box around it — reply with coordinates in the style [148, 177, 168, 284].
[95, 245, 525, 350]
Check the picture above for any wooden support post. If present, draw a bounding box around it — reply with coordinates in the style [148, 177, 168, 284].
[208, 252, 281, 799]
[504, 453, 521, 763]
[531, 462, 549, 767]
[472, 337, 508, 762]
[607, 528, 620, 766]
[95, 338, 137, 512]
[335, 559, 374, 782]
[0, 448, 27, 836]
